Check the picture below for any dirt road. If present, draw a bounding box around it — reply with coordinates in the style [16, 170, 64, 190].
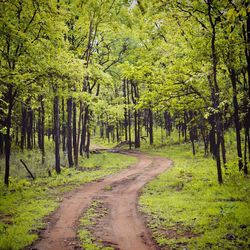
[32, 151, 171, 250]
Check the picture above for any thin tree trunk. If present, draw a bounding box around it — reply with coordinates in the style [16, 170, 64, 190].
[126, 80, 132, 149]
[148, 109, 153, 145]
[76, 101, 82, 167]
[21, 103, 26, 150]
[41, 96, 45, 164]
[0, 133, 4, 155]
[62, 98, 66, 152]
[27, 107, 33, 150]
[208, 0, 223, 183]
[86, 128, 90, 158]
[4, 86, 14, 186]
[67, 97, 74, 167]
[80, 105, 88, 155]
[53, 91, 61, 174]
[123, 79, 128, 141]
[73, 99, 77, 165]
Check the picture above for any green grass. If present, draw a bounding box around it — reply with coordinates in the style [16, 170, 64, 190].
[139, 144, 250, 249]
[0, 150, 136, 250]
[78, 200, 114, 250]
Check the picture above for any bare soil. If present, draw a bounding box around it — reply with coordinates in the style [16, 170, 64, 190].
[31, 150, 172, 250]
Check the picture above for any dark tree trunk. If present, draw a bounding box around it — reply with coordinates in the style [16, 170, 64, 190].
[183, 111, 188, 142]
[207, 0, 223, 183]
[33, 112, 36, 148]
[221, 128, 226, 165]
[73, 100, 77, 166]
[126, 80, 132, 149]
[123, 79, 128, 141]
[86, 129, 90, 158]
[241, 5, 250, 175]
[4, 86, 15, 186]
[62, 98, 66, 153]
[76, 101, 82, 167]
[15, 126, 19, 145]
[148, 109, 153, 145]
[116, 123, 119, 142]
[209, 116, 216, 157]
[40, 96, 45, 164]
[38, 103, 42, 150]
[67, 97, 74, 167]
[21, 103, 26, 150]
[80, 105, 88, 155]
[164, 111, 172, 136]
[0, 133, 4, 155]
[27, 107, 33, 150]
[53, 92, 61, 174]
[244, 128, 249, 175]
[100, 121, 104, 138]
[131, 82, 140, 148]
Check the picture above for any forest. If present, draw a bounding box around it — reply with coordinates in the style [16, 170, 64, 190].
[0, 0, 249, 249]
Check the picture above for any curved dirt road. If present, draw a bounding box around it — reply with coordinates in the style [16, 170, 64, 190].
[32, 151, 171, 250]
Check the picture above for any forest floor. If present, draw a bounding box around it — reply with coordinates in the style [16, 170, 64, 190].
[31, 150, 171, 250]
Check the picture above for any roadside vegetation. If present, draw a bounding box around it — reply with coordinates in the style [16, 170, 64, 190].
[140, 141, 250, 249]
[0, 149, 136, 250]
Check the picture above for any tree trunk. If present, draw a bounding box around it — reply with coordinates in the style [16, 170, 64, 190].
[148, 109, 153, 145]
[86, 128, 90, 158]
[123, 79, 128, 141]
[15, 126, 19, 145]
[40, 96, 45, 164]
[207, 0, 223, 183]
[229, 69, 243, 170]
[126, 80, 132, 149]
[62, 98, 66, 153]
[67, 97, 74, 167]
[80, 105, 88, 155]
[53, 91, 61, 174]
[76, 101, 82, 167]
[21, 103, 26, 150]
[73, 99, 77, 166]
[4, 86, 14, 186]
[221, 128, 226, 165]
[27, 107, 33, 150]
[0, 133, 4, 155]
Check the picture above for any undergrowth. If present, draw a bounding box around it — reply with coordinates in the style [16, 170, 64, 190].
[139, 144, 250, 249]
[0, 151, 136, 250]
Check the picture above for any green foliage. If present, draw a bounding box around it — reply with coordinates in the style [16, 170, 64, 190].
[139, 144, 250, 249]
[0, 151, 136, 249]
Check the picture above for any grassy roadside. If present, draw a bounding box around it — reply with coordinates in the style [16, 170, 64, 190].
[139, 144, 250, 249]
[0, 151, 136, 250]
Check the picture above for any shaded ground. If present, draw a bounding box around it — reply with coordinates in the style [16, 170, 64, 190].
[31, 151, 171, 250]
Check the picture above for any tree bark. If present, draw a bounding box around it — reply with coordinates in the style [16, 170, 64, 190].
[123, 79, 128, 141]
[207, 0, 223, 183]
[4, 86, 15, 186]
[62, 98, 66, 153]
[73, 99, 77, 166]
[80, 105, 88, 155]
[229, 68, 242, 167]
[21, 103, 26, 150]
[148, 109, 153, 145]
[27, 106, 33, 150]
[67, 97, 74, 167]
[53, 91, 61, 174]
[40, 96, 45, 164]
[0, 132, 4, 155]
